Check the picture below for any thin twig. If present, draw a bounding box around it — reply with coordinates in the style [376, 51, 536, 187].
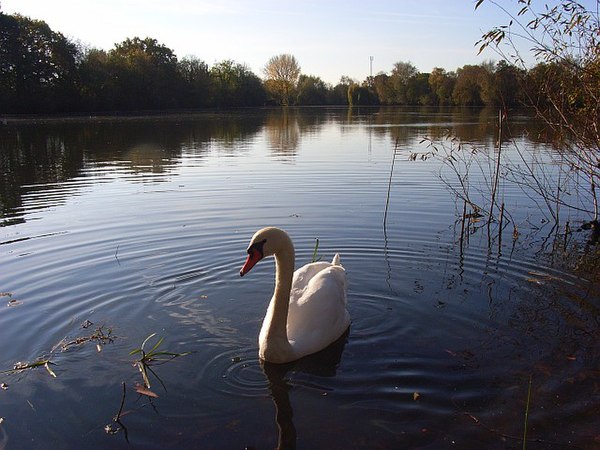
[523, 374, 533, 450]
[115, 382, 126, 422]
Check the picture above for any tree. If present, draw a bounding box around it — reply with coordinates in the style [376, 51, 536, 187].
[263, 54, 301, 105]
[493, 60, 523, 108]
[372, 73, 394, 105]
[452, 64, 495, 106]
[404, 73, 431, 105]
[178, 56, 210, 108]
[0, 13, 78, 113]
[392, 61, 417, 82]
[78, 48, 114, 110]
[296, 75, 329, 105]
[336, 76, 359, 106]
[390, 61, 418, 104]
[210, 60, 265, 107]
[108, 37, 181, 110]
[428, 67, 456, 105]
[330, 77, 353, 105]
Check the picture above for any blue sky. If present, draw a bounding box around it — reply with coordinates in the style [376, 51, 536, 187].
[2, 0, 594, 84]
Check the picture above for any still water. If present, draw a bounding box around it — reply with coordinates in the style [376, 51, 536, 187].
[0, 108, 598, 449]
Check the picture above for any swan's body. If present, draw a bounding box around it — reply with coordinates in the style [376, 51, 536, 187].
[240, 227, 350, 364]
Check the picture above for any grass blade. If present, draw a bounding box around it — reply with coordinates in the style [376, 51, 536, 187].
[311, 238, 320, 263]
[147, 336, 165, 356]
[140, 333, 157, 351]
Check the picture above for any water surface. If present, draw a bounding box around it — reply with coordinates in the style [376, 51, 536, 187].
[1, 107, 598, 449]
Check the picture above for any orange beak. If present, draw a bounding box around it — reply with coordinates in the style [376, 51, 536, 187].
[240, 250, 261, 277]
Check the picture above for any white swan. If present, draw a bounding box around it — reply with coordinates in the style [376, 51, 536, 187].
[240, 227, 350, 364]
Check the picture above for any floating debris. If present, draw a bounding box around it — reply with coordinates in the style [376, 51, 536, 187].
[104, 423, 120, 435]
[44, 362, 56, 378]
[2, 359, 57, 378]
[58, 325, 116, 352]
[134, 383, 159, 398]
[2, 292, 23, 307]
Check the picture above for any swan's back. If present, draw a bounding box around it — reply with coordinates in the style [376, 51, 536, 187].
[287, 254, 349, 357]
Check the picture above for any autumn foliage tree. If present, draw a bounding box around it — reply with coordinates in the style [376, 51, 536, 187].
[428, 68, 456, 105]
[263, 54, 301, 105]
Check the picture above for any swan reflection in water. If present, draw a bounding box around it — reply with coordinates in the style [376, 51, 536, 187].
[259, 329, 349, 450]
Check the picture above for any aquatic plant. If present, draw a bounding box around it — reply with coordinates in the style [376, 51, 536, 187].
[1, 359, 57, 378]
[130, 333, 191, 389]
[311, 238, 321, 263]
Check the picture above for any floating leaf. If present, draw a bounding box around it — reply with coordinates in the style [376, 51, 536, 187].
[413, 392, 421, 401]
[134, 383, 159, 398]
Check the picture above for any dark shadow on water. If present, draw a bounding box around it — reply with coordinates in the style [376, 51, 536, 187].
[260, 328, 349, 450]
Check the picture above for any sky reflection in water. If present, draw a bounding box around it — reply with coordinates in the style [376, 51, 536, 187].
[0, 107, 598, 449]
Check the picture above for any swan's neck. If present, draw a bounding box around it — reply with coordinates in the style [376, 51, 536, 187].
[259, 244, 295, 362]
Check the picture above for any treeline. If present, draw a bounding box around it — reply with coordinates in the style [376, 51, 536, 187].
[0, 11, 562, 113]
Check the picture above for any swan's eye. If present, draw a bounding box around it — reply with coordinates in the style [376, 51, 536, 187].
[248, 239, 267, 259]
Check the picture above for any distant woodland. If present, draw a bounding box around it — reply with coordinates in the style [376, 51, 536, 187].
[0, 10, 586, 113]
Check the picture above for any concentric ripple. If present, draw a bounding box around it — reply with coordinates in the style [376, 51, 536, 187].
[198, 347, 270, 398]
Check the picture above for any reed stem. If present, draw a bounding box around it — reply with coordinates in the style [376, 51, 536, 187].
[384, 138, 400, 228]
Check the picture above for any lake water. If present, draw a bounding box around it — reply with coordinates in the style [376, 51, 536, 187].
[0, 107, 598, 449]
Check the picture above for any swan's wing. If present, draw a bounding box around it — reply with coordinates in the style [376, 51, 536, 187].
[291, 261, 335, 294]
[291, 264, 347, 306]
[287, 264, 349, 356]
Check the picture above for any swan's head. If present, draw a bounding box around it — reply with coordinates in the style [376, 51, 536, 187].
[240, 227, 292, 277]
